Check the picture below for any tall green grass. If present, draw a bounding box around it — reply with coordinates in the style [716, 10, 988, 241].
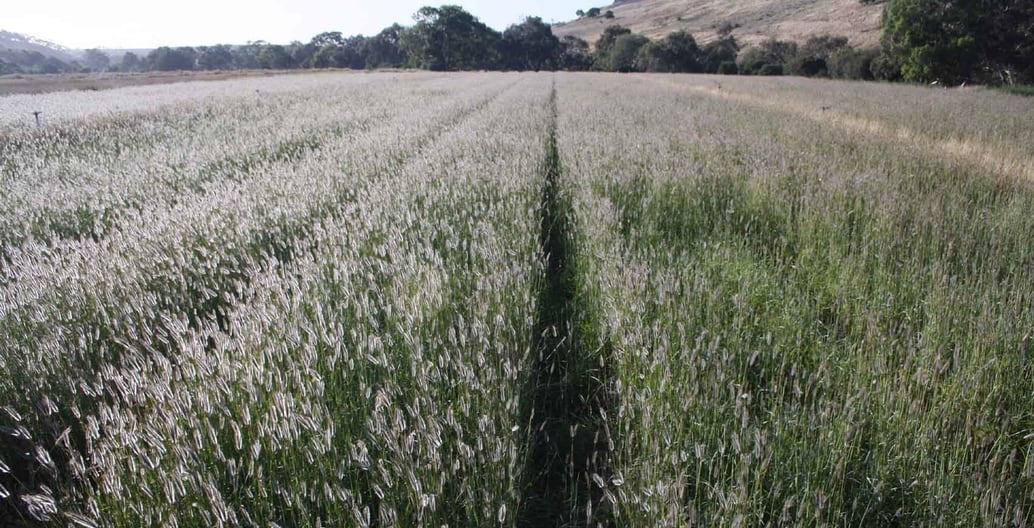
[558, 72, 1034, 526]
[998, 85, 1034, 97]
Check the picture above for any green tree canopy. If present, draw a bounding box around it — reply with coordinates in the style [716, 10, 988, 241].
[196, 45, 234, 70]
[148, 47, 196, 71]
[700, 36, 739, 73]
[636, 31, 701, 73]
[258, 45, 295, 70]
[310, 31, 347, 48]
[606, 33, 649, 72]
[738, 39, 797, 75]
[881, 0, 1034, 84]
[558, 36, 592, 70]
[764, 35, 851, 77]
[366, 24, 407, 68]
[401, 5, 501, 71]
[881, 0, 980, 83]
[501, 17, 560, 70]
[594, 25, 632, 62]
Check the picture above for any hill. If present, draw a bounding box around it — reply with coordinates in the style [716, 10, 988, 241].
[0, 30, 84, 74]
[553, 0, 885, 48]
[0, 30, 77, 61]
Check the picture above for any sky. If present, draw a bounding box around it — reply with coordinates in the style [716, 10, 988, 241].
[5, 0, 592, 50]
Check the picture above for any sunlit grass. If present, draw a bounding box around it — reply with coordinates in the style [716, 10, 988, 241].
[557, 73, 1034, 526]
[2, 71, 1032, 527]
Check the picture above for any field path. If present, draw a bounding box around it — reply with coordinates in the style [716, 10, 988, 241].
[518, 80, 617, 527]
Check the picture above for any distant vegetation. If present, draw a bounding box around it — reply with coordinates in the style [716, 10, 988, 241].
[1, 1, 1031, 86]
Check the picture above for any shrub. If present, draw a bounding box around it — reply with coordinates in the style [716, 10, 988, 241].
[789, 56, 828, 77]
[717, 61, 739, 74]
[828, 47, 881, 80]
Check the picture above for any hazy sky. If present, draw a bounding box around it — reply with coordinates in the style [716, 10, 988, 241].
[6, 0, 591, 49]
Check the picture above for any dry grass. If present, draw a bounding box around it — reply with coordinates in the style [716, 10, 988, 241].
[648, 75, 1034, 182]
[0, 69, 383, 96]
[553, 0, 884, 47]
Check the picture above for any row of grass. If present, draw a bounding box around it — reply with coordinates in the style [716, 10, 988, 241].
[0, 74, 547, 527]
[558, 72, 1034, 526]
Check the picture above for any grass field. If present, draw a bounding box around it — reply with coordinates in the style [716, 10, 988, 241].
[1, 72, 1033, 527]
[0, 70, 328, 96]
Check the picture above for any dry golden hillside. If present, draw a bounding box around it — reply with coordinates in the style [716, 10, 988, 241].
[553, 0, 885, 48]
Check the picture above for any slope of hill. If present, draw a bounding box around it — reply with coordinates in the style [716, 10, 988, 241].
[0, 30, 77, 61]
[553, 0, 885, 48]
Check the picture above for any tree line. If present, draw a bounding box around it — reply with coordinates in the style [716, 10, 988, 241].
[2, 2, 1030, 86]
[0, 8, 864, 80]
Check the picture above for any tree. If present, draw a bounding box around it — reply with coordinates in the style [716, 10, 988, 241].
[148, 47, 196, 71]
[501, 17, 560, 70]
[310, 31, 347, 48]
[802, 35, 850, 58]
[636, 30, 701, 72]
[288, 41, 316, 68]
[606, 33, 649, 72]
[604, 10, 615, 19]
[338, 36, 370, 69]
[40, 56, 68, 73]
[312, 45, 338, 68]
[558, 36, 592, 70]
[1, 50, 67, 73]
[700, 35, 739, 73]
[83, 49, 110, 72]
[196, 45, 234, 70]
[366, 24, 406, 68]
[738, 39, 797, 75]
[307, 32, 370, 69]
[786, 35, 849, 76]
[880, 0, 979, 84]
[717, 61, 738, 74]
[595, 25, 632, 62]
[880, 0, 1034, 84]
[400, 5, 501, 70]
[587, 7, 601, 17]
[308, 33, 342, 68]
[258, 45, 295, 69]
[977, 0, 1034, 83]
[828, 46, 880, 79]
[233, 42, 266, 69]
[119, 52, 142, 72]
[576, 9, 585, 17]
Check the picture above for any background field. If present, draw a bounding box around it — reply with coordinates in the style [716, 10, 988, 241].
[2, 71, 1033, 527]
[0, 70, 317, 96]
